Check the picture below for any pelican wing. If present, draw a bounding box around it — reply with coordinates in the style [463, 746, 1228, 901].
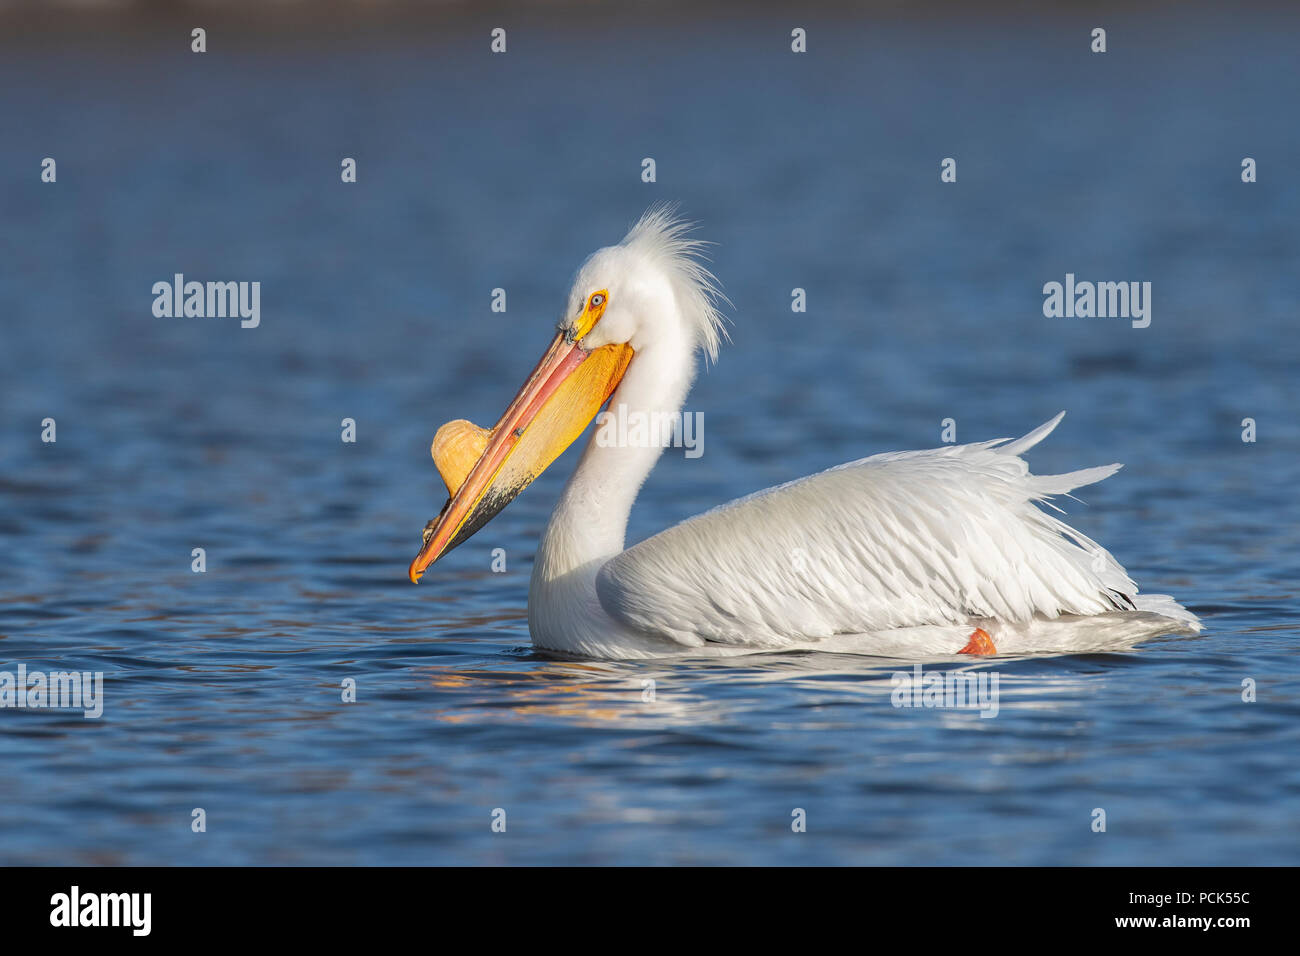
[594, 413, 1141, 648]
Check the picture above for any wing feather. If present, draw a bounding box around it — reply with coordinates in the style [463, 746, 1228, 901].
[595, 414, 1138, 647]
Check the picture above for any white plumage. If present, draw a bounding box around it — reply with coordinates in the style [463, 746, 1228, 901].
[598, 414, 1128, 643]
[423, 207, 1200, 659]
[593, 413, 1199, 656]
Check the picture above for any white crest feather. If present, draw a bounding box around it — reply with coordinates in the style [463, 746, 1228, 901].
[619, 203, 731, 364]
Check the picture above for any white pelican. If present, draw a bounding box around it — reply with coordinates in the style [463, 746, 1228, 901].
[408, 207, 1200, 659]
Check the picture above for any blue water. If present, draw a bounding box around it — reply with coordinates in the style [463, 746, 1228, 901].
[2, 7, 1298, 865]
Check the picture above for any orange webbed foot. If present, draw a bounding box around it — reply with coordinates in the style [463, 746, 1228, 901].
[957, 627, 997, 656]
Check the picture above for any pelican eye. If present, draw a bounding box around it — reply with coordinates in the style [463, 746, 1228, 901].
[588, 293, 605, 309]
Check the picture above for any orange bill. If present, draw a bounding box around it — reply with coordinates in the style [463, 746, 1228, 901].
[408, 331, 633, 582]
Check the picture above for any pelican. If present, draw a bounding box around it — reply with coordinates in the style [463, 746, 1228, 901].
[407, 207, 1200, 659]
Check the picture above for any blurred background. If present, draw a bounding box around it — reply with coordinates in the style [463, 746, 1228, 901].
[0, 1, 1297, 865]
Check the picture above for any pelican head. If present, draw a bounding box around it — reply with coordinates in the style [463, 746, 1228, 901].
[407, 205, 727, 583]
